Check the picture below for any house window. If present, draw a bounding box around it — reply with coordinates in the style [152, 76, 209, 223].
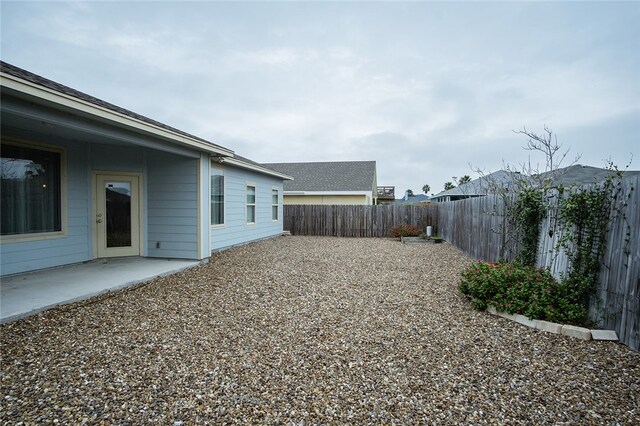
[1, 142, 63, 236]
[211, 168, 224, 226]
[246, 185, 256, 224]
[272, 189, 279, 221]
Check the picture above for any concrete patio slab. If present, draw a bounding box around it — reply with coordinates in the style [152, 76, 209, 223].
[1, 257, 202, 323]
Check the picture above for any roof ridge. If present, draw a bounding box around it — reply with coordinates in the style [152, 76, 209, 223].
[263, 160, 376, 165]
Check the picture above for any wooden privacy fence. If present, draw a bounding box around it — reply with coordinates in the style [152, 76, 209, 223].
[538, 176, 640, 351]
[437, 175, 639, 351]
[437, 195, 512, 262]
[283, 204, 438, 238]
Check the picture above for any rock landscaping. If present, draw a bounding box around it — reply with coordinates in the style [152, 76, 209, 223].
[1, 236, 638, 424]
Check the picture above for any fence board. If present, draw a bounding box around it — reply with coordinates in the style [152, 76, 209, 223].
[436, 195, 509, 262]
[284, 204, 439, 238]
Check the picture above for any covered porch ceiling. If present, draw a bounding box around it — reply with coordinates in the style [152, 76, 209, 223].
[2, 92, 208, 159]
[1, 64, 233, 159]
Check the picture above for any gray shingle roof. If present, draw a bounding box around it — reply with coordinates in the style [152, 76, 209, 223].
[432, 170, 521, 198]
[0, 61, 230, 153]
[537, 164, 640, 186]
[392, 194, 431, 205]
[223, 154, 293, 179]
[432, 165, 640, 200]
[262, 161, 376, 192]
[232, 154, 267, 167]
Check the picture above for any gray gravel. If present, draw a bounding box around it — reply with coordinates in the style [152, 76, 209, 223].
[1, 236, 638, 424]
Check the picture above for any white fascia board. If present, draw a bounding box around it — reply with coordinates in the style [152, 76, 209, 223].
[0, 72, 234, 157]
[2, 98, 202, 159]
[220, 157, 294, 180]
[283, 191, 371, 196]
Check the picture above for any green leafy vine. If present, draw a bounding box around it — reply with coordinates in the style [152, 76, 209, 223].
[555, 164, 632, 310]
[512, 187, 546, 267]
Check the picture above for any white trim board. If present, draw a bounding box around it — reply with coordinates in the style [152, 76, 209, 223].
[220, 157, 293, 180]
[284, 191, 371, 196]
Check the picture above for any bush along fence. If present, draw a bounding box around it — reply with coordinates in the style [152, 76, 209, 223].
[283, 204, 438, 238]
[439, 174, 639, 351]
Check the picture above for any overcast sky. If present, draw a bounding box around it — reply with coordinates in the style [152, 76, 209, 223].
[2, 1, 638, 195]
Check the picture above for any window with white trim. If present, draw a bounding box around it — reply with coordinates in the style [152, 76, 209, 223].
[272, 189, 279, 221]
[210, 168, 224, 226]
[1, 141, 63, 236]
[246, 185, 256, 224]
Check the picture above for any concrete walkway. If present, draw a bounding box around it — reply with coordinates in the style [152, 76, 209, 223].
[0, 257, 202, 323]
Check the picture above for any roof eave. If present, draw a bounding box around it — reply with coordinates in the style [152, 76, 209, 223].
[283, 190, 371, 195]
[0, 72, 234, 157]
[220, 157, 293, 180]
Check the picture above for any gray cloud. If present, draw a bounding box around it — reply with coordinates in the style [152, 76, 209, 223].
[1, 1, 637, 194]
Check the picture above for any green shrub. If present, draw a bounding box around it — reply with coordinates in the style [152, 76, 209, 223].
[459, 261, 587, 324]
[389, 224, 422, 238]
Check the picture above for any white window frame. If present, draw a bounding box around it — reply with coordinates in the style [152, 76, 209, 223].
[0, 138, 67, 242]
[271, 188, 279, 222]
[210, 166, 225, 228]
[246, 183, 256, 225]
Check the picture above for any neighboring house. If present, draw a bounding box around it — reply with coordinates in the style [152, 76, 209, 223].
[537, 164, 640, 186]
[392, 192, 431, 205]
[0, 61, 292, 276]
[376, 186, 396, 205]
[431, 165, 640, 203]
[431, 170, 520, 203]
[262, 161, 378, 205]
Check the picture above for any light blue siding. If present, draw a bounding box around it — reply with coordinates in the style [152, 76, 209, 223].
[146, 151, 200, 259]
[0, 139, 91, 276]
[147, 233, 197, 243]
[147, 217, 198, 227]
[1, 132, 283, 274]
[90, 144, 144, 172]
[149, 191, 198, 201]
[210, 166, 284, 251]
[0, 138, 206, 275]
[1, 86, 211, 275]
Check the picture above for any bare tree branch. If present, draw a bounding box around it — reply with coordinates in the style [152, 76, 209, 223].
[513, 125, 581, 174]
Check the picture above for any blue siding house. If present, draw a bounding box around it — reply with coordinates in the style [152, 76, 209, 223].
[0, 62, 291, 276]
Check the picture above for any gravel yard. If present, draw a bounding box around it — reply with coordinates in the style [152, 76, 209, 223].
[1, 236, 638, 424]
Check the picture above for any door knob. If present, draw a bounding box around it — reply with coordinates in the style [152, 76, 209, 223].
[96, 219, 103, 223]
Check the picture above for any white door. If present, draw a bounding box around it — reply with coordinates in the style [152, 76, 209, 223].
[95, 174, 141, 258]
